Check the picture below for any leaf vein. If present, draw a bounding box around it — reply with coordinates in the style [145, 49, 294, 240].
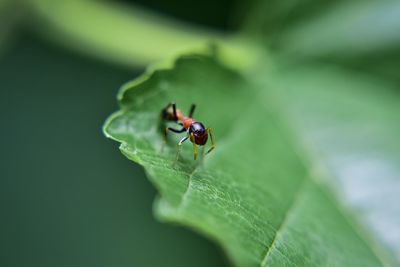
[260, 179, 308, 267]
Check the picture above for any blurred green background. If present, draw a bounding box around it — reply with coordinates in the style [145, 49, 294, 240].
[0, 0, 239, 266]
[4, 0, 399, 266]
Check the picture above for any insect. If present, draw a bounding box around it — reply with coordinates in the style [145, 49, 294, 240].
[161, 102, 215, 161]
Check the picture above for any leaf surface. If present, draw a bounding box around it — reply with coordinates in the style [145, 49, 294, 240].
[104, 55, 398, 266]
[264, 63, 400, 265]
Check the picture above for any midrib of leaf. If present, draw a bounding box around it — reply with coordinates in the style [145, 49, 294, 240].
[253, 70, 394, 267]
[247, 85, 387, 266]
[261, 179, 308, 267]
[295, 138, 394, 267]
[201, 102, 311, 266]
[178, 158, 200, 213]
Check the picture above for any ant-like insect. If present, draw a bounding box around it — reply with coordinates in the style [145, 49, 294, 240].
[161, 102, 215, 161]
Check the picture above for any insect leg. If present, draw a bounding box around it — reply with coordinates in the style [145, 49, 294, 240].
[164, 127, 186, 141]
[188, 104, 196, 118]
[167, 127, 186, 133]
[206, 128, 215, 154]
[175, 135, 189, 163]
[172, 102, 177, 120]
[190, 133, 198, 160]
[193, 143, 198, 160]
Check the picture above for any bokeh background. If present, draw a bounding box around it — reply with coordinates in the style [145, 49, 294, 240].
[0, 0, 243, 266]
[3, 0, 399, 266]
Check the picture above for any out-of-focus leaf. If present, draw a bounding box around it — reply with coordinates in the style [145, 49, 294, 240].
[242, 0, 400, 84]
[241, 0, 341, 41]
[104, 55, 398, 266]
[318, 49, 400, 85]
[243, 0, 400, 56]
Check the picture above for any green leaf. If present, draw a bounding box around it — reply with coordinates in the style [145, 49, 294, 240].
[104, 55, 398, 266]
[262, 62, 400, 266]
[239, 0, 400, 86]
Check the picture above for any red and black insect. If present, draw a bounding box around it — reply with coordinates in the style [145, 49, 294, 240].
[161, 102, 215, 160]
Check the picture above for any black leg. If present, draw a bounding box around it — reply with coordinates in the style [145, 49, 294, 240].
[161, 102, 178, 121]
[188, 104, 196, 118]
[167, 127, 186, 133]
[165, 127, 186, 141]
[172, 102, 177, 120]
